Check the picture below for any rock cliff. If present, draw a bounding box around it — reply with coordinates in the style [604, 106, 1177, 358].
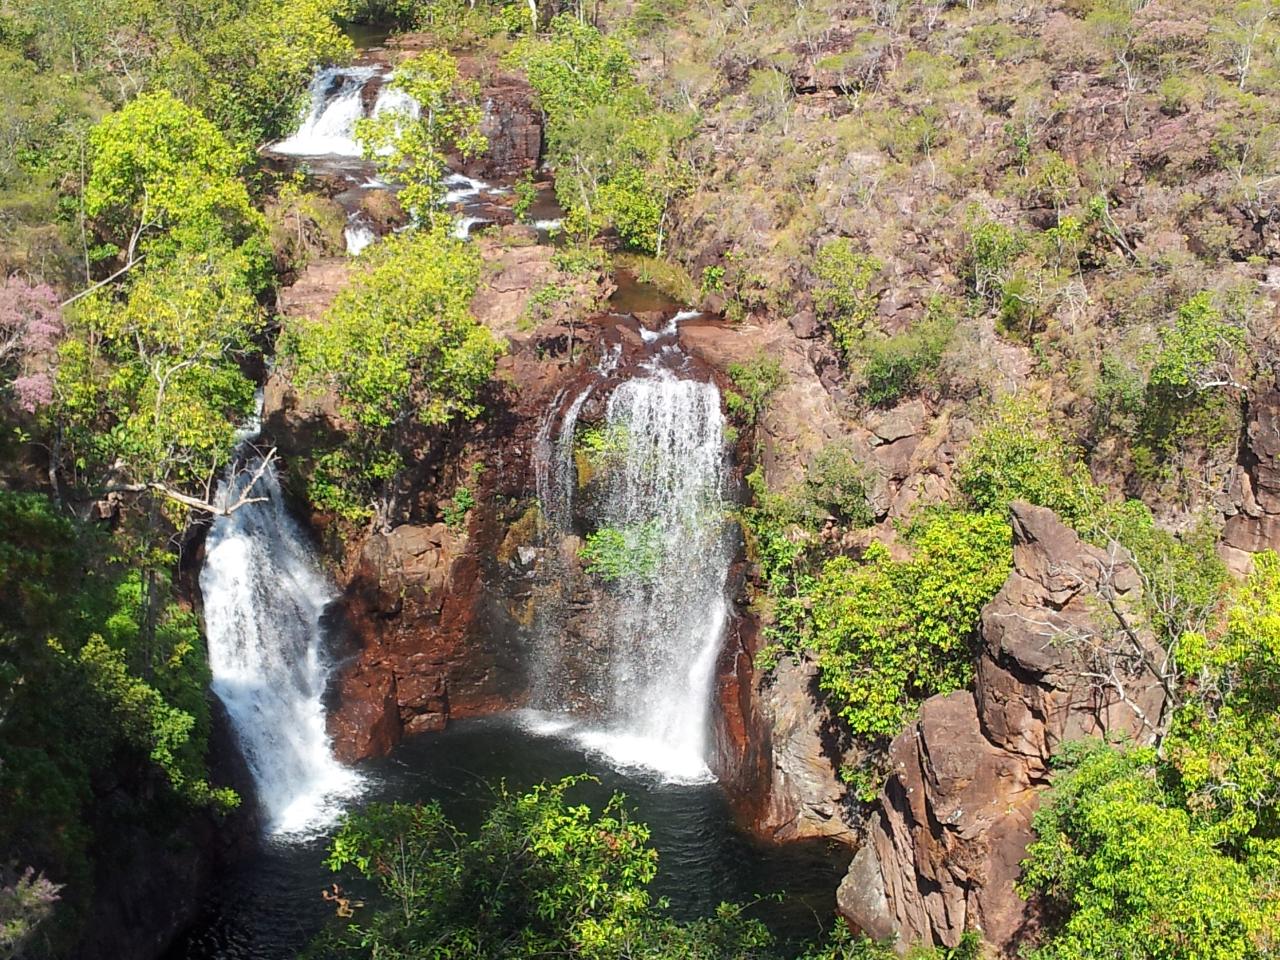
[839, 502, 1168, 953]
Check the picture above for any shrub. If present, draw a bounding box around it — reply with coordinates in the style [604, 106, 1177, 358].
[955, 394, 1103, 525]
[813, 238, 882, 361]
[807, 509, 1012, 740]
[317, 777, 775, 959]
[725, 353, 787, 428]
[1020, 742, 1275, 960]
[579, 522, 664, 582]
[861, 298, 956, 407]
[804, 442, 874, 528]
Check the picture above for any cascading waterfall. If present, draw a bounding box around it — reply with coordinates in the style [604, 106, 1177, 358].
[528, 358, 732, 783]
[271, 65, 420, 157]
[201, 460, 360, 834]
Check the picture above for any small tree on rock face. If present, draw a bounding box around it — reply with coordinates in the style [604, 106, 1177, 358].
[55, 248, 263, 515]
[288, 227, 504, 527]
[356, 49, 487, 226]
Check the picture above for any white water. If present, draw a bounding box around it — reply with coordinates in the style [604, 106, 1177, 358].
[531, 366, 732, 783]
[453, 215, 488, 240]
[201, 460, 360, 834]
[345, 222, 375, 255]
[272, 66, 419, 157]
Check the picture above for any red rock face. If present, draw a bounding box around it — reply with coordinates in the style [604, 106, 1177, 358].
[1222, 374, 1280, 570]
[456, 56, 542, 180]
[840, 503, 1168, 955]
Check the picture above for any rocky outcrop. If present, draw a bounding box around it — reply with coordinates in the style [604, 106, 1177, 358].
[756, 657, 856, 844]
[1221, 369, 1280, 572]
[840, 502, 1167, 953]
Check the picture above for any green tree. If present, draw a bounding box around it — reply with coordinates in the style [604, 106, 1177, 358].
[807, 510, 1011, 745]
[812, 239, 882, 362]
[0, 491, 233, 950]
[83, 90, 269, 288]
[288, 227, 504, 525]
[55, 248, 262, 514]
[954, 394, 1103, 526]
[1021, 742, 1276, 960]
[507, 16, 690, 254]
[315, 777, 775, 960]
[356, 49, 487, 225]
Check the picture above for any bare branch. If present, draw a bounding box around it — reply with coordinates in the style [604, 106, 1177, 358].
[100, 449, 277, 517]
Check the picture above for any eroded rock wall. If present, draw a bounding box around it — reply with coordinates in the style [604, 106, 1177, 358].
[839, 503, 1168, 953]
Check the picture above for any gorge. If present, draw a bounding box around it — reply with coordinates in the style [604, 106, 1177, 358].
[3, 3, 1280, 960]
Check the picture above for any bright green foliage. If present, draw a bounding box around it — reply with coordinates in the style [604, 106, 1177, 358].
[812, 239, 882, 361]
[861, 298, 956, 407]
[0, 491, 232, 947]
[507, 17, 691, 254]
[1147, 292, 1248, 394]
[807, 510, 1012, 740]
[356, 49, 487, 225]
[964, 215, 1025, 307]
[289, 228, 502, 522]
[56, 249, 261, 501]
[1165, 552, 1280, 850]
[162, 0, 354, 149]
[725, 353, 787, 428]
[442, 486, 476, 529]
[292, 227, 499, 432]
[1021, 742, 1277, 960]
[315, 777, 775, 960]
[579, 522, 664, 583]
[84, 91, 269, 287]
[955, 394, 1103, 525]
[574, 423, 630, 488]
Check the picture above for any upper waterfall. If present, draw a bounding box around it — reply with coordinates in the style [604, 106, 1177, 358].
[528, 351, 733, 784]
[200, 460, 360, 834]
[271, 65, 417, 157]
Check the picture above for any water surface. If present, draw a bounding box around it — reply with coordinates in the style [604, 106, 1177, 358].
[167, 718, 850, 960]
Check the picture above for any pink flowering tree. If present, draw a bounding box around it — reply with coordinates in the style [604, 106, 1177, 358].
[0, 277, 63, 413]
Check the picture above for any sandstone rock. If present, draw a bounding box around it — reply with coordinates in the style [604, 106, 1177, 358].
[788, 309, 820, 339]
[1222, 378, 1280, 570]
[841, 503, 1167, 954]
[329, 665, 401, 764]
[868, 400, 926, 444]
[757, 658, 856, 844]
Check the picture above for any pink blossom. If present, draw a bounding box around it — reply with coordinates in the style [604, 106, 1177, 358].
[1, 276, 63, 411]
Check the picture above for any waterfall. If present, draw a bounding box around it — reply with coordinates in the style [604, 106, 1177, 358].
[201, 460, 360, 834]
[528, 364, 732, 783]
[271, 65, 419, 158]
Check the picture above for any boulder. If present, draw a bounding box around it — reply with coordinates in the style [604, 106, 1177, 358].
[757, 658, 856, 844]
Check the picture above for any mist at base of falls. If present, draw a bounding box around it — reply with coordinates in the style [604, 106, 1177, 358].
[200, 462, 360, 836]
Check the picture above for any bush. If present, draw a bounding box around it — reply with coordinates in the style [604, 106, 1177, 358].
[813, 238, 882, 361]
[315, 777, 776, 960]
[725, 353, 787, 428]
[579, 522, 664, 582]
[955, 394, 1103, 525]
[807, 510, 1012, 741]
[860, 298, 956, 407]
[1020, 742, 1275, 960]
[804, 442, 874, 527]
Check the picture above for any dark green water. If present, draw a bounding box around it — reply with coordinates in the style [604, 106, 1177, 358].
[165, 717, 850, 959]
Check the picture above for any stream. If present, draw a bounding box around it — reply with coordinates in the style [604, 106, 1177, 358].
[169, 31, 850, 960]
